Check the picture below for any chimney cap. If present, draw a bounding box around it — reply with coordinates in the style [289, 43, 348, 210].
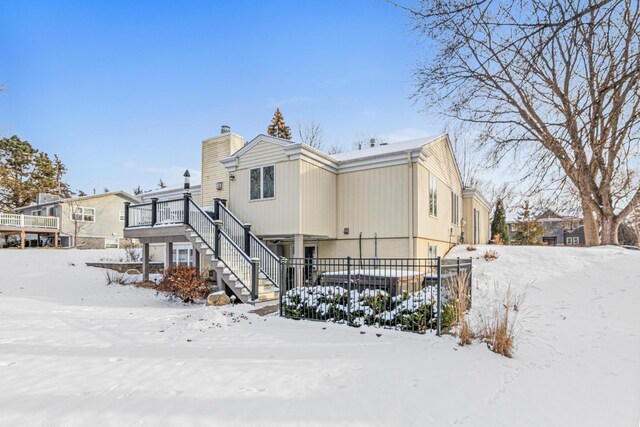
[221, 125, 231, 134]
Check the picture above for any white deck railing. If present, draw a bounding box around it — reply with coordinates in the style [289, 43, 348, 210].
[0, 213, 59, 230]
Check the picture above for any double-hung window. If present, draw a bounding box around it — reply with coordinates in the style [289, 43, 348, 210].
[71, 206, 95, 222]
[429, 174, 438, 217]
[118, 209, 125, 221]
[250, 165, 275, 200]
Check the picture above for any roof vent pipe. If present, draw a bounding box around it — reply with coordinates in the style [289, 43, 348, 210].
[221, 125, 231, 134]
[370, 138, 376, 148]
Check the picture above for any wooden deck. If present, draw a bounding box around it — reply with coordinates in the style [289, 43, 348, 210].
[0, 213, 59, 249]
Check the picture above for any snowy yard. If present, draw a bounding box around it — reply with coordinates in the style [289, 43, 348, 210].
[0, 246, 638, 426]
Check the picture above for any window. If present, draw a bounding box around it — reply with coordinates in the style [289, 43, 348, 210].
[451, 192, 459, 225]
[71, 206, 95, 222]
[250, 165, 275, 200]
[119, 210, 125, 221]
[566, 237, 572, 245]
[429, 174, 438, 217]
[573, 237, 579, 245]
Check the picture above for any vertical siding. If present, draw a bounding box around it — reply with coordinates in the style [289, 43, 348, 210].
[299, 160, 336, 238]
[336, 164, 409, 239]
[201, 134, 244, 205]
[228, 159, 300, 236]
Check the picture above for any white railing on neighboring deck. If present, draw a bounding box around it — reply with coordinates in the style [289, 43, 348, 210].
[0, 213, 59, 229]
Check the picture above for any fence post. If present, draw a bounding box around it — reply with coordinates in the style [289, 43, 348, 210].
[436, 256, 442, 336]
[183, 193, 190, 225]
[243, 224, 252, 256]
[346, 256, 352, 324]
[151, 198, 158, 226]
[124, 202, 130, 228]
[251, 257, 260, 301]
[457, 257, 460, 275]
[469, 257, 473, 307]
[279, 257, 287, 317]
[213, 220, 222, 258]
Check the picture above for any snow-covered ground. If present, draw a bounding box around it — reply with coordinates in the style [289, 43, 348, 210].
[0, 246, 638, 426]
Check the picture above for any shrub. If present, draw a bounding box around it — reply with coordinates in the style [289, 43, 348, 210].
[104, 270, 129, 286]
[158, 266, 211, 303]
[483, 249, 499, 261]
[445, 272, 473, 345]
[466, 245, 477, 251]
[477, 285, 526, 358]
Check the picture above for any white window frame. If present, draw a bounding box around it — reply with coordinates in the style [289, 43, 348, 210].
[249, 165, 276, 201]
[429, 173, 438, 217]
[566, 237, 572, 245]
[71, 206, 95, 222]
[451, 192, 459, 225]
[118, 209, 125, 221]
[573, 237, 579, 245]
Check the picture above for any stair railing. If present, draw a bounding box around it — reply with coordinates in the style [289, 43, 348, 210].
[215, 199, 281, 288]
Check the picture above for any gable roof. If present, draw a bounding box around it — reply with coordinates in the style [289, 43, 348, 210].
[332, 136, 439, 162]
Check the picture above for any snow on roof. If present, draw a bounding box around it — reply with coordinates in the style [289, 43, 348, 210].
[331, 136, 441, 162]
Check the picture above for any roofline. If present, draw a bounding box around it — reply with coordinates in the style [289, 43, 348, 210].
[15, 191, 138, 211]
[141, 184, 201, 197]
[462, 188, 491, 211]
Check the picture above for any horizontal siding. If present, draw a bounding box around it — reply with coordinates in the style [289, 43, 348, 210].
[237, 140, 288, 170]
[337, 164, 409, 239]
[201, 134, 243, 205]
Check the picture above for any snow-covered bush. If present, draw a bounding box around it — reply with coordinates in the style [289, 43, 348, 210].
[282, 285, 451, 332]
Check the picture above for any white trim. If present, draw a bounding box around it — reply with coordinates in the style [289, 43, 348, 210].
[462, 188, 491, 211]
[249, 165, 276, 201]
[71, 206, 96, 223]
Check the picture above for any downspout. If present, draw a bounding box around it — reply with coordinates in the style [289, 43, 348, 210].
[407, 153, 414, 258]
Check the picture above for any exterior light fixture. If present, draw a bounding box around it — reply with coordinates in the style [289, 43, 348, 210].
[216, 182, 223, 191]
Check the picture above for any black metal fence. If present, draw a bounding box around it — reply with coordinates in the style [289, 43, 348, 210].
[279, 257, 473, 335]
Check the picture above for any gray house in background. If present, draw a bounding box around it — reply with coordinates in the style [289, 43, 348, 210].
[508, 209, 584, 246]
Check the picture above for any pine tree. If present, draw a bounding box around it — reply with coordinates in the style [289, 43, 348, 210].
[490, 198, 510, 244]
[513, 201, 545, 245]
[158, 179, 166, 189]
[267, 108, 292, 139]
[133, 186, 143, 196]
[0, 135, 71, 210]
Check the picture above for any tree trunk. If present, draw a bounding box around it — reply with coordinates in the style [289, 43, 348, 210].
[599, 215, 620, 246]
[581, 199, 600, 246]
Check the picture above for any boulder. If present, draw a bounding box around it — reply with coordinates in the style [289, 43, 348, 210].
[206, 291, 230, 306]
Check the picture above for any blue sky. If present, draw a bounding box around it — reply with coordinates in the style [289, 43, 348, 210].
[0, 0, 441, 193]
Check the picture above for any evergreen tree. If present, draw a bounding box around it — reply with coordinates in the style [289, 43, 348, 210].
[0, 135, 71, 210]
[133, 186, 143, 196]
[513, 201, 545, 245]
[267, 108, 292, 139]
[77, 190, 87, 197]
[158, 179, 166, 189]
[490, 198, 510, 244]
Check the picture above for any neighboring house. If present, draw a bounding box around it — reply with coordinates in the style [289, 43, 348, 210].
[11, 191, 138, 249]
[138, 184, 201, 265]
[124, 126, 491, 303]
[507, 209, 584, 246]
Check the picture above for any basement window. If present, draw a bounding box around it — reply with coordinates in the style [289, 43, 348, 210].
[250, 165, 275, 200]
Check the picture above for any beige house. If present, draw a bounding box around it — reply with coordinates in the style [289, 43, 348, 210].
[215, 131, 490, 259]
[13, 191, 138, 248]
[124, 126, 489, 303]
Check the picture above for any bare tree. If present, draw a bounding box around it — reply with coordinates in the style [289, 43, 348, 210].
[67, 199, 87, 247]
[401, 0, 640, 245]
[296, 120, 325, 150]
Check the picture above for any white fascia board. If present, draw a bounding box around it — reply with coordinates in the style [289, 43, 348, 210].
[337, 149, 425, 174]
[220, 156, 239, 172]
[462, 188, 491, 210]
[283, 143, 338, 173]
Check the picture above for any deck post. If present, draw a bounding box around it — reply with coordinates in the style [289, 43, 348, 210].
[347, 256, 352, 324]
[194, 248, 201, 274]
[54, 232, 58, 248]
[165, 242, 173, 269]
[142, 242, 150, 282]
[20, 230, 25, 249]
[183, 193, 190, 225]
[19, 214, 24, 228]
[213, 198, 221, 221]
[243, 224, 251, 256]
[151, 198, 158, 226]
[124, 202, 130, 228]
[251, 257, 260, 301]
[213, 220, 222, 258]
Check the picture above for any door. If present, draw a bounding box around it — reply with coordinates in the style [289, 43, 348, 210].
[304, 245, 316, 282]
